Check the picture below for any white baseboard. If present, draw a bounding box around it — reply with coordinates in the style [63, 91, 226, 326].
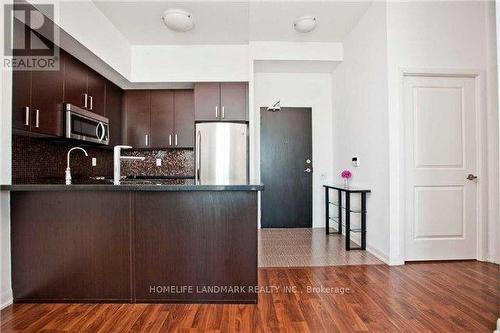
[0, 289, 13, 310]
[331, 228, 391, 265]
[366, 244, 390, 264]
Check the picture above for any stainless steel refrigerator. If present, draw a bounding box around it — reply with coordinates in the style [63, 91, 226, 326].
[195, 122, 248, 185]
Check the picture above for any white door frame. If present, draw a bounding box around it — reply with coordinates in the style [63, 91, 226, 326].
[399, 68, 487, 262]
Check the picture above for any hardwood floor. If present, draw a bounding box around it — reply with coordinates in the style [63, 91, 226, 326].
[1, 261, 498, 332]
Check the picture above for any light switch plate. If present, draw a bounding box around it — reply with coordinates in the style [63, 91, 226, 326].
[352, 156, 359, 167]
[156, 158, 162, 167]
[92, 157, 97, 167]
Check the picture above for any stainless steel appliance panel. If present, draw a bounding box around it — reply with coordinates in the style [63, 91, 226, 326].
[196, 122, 248, 185]
[65, 103, 109, 145]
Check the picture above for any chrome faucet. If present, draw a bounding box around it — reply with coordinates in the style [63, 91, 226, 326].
[114, 145, 145, 185]
[66, 147, 89, 185]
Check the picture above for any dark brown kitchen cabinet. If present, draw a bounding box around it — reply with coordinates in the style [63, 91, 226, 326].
[12, 66, 31, 131]
[63, 51, 106, 115]
[134, 191, 257, 302]
[11, 191, 132, 302]
[220, 83, 248, 121]
[124, 89, 194, 148]
[124, 90, 150, 148]
[150, 90, 174, 147]
[62, 51, 88, 109]
[194, 82, 248, 121]
[106, 82, 123, 146]
[194, 83, 220, 121]
[174, 90, 195, 147]
[12, 23, 64, 136]
[86, 70, 106, 116]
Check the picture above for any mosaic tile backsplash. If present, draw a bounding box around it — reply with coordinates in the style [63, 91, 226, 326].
[121, 149, 194, 178]
[12, 135, 114, 183]
[12, 135, 195, 183]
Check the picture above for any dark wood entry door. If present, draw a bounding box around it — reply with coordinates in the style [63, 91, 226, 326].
[261, 107, 312, 228]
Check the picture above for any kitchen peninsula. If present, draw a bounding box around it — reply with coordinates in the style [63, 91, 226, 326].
[1, 184, 263, 304]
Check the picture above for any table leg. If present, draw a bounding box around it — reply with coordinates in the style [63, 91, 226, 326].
[338, 190, 342, 235]
[325, 187, 329, 235]
[345, 192, 350, 251]
[361, 192, 366, 250]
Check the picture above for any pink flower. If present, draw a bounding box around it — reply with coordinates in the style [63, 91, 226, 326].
[341, 169, 352, 179]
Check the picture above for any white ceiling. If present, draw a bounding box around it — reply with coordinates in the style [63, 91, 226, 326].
[92, 1, 372, 45]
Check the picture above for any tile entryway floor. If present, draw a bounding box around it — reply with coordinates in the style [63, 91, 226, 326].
[258, 228, 383, 267]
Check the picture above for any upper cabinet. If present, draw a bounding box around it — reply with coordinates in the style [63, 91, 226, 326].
[194, 82, 248, 121]
[150, 90, 174, 148]
[124, 90, 150, 149]
[173, 90, 195, 147]
[63, 51, 106, 116]
[86, 69, 106, 116]
[124, 90, 194, 149]
[105, 82, 123, 147]
[12, 23, 64, 137]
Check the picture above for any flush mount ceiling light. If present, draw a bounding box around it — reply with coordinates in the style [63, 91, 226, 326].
[293, 15, 317, 33]
[161, 9, 194, 32]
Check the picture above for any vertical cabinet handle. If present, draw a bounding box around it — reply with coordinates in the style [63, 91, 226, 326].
[35, 109, 39, 128]
[145, 134, 149, 147]
[175, 134, 178, 146]
[89, 96, 93, 110]
[169, 134, 172, 146]
[215, 106, 219, 119]
[83, 93, 88, 108]
[222, 106, 225, 119]
[24, 107, 30, 126]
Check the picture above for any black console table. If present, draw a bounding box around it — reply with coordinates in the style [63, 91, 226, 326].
[324, 184, 371, 251]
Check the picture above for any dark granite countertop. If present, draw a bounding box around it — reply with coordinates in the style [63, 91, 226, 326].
[0, 183, 264, 192]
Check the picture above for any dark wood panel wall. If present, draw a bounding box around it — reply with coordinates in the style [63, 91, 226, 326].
[11, 191, 258, 303]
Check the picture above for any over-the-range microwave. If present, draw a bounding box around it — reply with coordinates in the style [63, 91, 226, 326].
[65, 103, 109, 145]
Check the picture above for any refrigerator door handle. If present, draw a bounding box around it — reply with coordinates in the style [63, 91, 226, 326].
[196, 130, 201, 184]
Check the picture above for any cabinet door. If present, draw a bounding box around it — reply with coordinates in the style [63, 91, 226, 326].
[11, 192, 132, 301]
[150, 90, 174, 148]
[87, 69, 106, 116]
[220, 82, 248, 121]
[63, 51, 88, 109]
[106, 82, 123, 146]
[194, 83, 220, 121]
[124, 90, 150, 148]
[30, 38, 64, 136]
[12, 68, 31, 131]
[174, 90, 194, 147]
[12, 18, 31, 131]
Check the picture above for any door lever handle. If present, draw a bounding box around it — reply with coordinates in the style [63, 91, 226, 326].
[466, 174, 478, 181]
[304, 168, 312, 173]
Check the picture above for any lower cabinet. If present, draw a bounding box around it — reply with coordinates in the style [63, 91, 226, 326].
[11, 192, 132, 302]
[10, 190, 258, 303]
[134, 192, 258, 302]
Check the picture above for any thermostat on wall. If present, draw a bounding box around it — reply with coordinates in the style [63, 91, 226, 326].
[352, 156, 359, 167]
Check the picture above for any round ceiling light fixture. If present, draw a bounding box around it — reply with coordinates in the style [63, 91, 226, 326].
[161, 9, 194, 32]
[293, 15, 317, 33]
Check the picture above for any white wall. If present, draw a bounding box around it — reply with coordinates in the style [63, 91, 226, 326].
[253, 72, 334, 229]
[0, 2, 13, 309]
[496, 0, 500, 265]
[331, 2, 390, 262]
[131, 45, 248, 82]
[249, 42, 343, 62]
[386, 0, 498, 264]
[487, 1, 499, 265]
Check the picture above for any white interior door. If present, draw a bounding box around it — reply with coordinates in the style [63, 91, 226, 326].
[404, 75, 478, 261]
